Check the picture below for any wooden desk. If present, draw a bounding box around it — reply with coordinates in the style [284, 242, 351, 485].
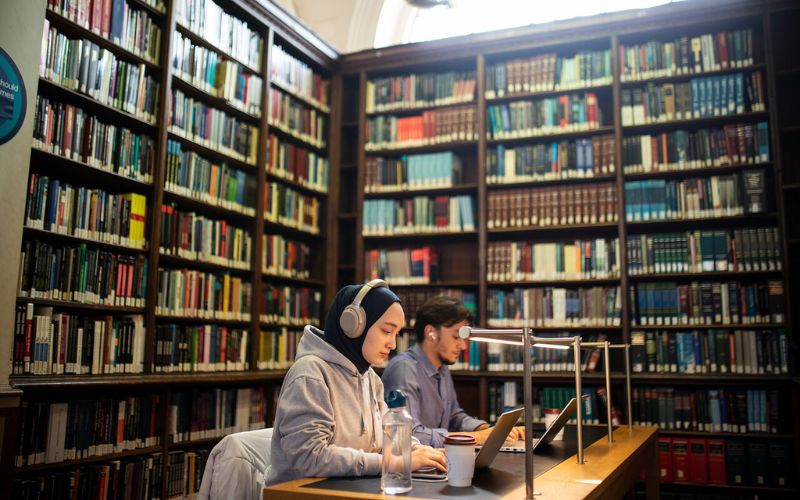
[265, 425, 659, 500]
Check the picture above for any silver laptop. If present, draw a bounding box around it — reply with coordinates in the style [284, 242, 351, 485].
[498, 395, 588, 453]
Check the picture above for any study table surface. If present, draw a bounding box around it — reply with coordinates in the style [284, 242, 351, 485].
[264, 425, 659, 500]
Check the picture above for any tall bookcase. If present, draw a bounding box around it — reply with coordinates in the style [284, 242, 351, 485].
[10, 0, 337, 497]
[337, 0, 799, 498]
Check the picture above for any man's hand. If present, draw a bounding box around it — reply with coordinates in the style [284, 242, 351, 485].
[505, 425, 526, 443]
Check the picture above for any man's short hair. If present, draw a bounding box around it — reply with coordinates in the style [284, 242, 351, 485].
[414, 295, 475, 343]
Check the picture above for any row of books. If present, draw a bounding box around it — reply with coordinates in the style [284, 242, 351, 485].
[268, 88, 327, 149]
[167, 450, 210, 500]
[488, 239, 620, 283]
[159, 204, 253, 270]
[154, 268, 252, 321]
[153, 324, 249, 373]
[170, 386, 268, 443]
[622, 122, 770, 173]
[25, 174, 148, 250]
[658, 437, 790, 489]
[15, 394, 162, 467]
[270, 44, 331, 111]
[257, 328, 302, 370]
[626, 228, 781, 276]
[165, 139, 258, 216]
[486, 332, 610, 373]
[623, 172, 765, 223]
[264, 181, 321, 234]
[18, 241, 148, 307]
[364, 152, 465, 193]
[14, 451, 169, 500]
[266, 133, 329, 193]
[629, 280, 785, 326]
[620, 73, 765, 127]
[41, 23, 160, 124]
[12, 305, 145, 376]
[259, 284, 323, 327]
[365, 72, 477, 113]
[487, 286, 622, 328]
[486, 135, 617, 183]
[391, 288, 478, 329]
[630, 329, 788, 376]
[262, 234, 312, 279]
[32, 97, 155, 183]
[486, 93, 603, 139]
[171, 31, 264, 116]
[364, 247, 441, 286]
[485, 50, 613, 98]
[633, 387, 778, 435]
[489, 384, 618, 426]
[487, 183, 619, 229]
[619, 30, 756, 81]
[361, 196, 476, 235]
[365, 106, 478, 150]
[175, 0, 263, 71]
[169, 89, 260, 165]
[47, 0, 163, 64]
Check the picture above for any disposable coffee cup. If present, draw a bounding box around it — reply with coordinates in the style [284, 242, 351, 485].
[544, 408, 565, 440]
[443, 434, 477, 487]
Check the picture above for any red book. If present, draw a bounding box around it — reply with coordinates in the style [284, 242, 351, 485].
[707, 438, 727, 485]
[92, 0, 104, 35]
[672, 437, 690, 483]
[689, 438, 709, 484]
[717, 32, 730, 69]
[101, 0, 112, 39]
[658, 437, 674, 482]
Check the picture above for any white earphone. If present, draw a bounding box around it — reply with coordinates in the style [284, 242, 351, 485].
[428, 332, 436, 341]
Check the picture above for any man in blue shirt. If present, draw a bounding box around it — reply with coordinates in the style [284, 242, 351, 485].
[382, 296, 524, 447]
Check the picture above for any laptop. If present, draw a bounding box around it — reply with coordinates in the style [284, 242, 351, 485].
[412, 408, 523, 479]
[498, 394, 589, 453]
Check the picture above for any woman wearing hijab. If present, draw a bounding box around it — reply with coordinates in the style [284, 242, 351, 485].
[264, 282, 446, 486]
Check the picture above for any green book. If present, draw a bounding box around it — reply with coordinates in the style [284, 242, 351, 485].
[748, 440, 768, 486]
[725, 439, 747, 485]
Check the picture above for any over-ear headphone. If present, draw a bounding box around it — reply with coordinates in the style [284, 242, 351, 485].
[339, 279, 389, 338]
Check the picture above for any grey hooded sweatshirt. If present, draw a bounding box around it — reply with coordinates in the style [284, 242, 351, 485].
[264, 325, 417, 486]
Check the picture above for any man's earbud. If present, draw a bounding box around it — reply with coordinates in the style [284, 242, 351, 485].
[428, 332, 436, 341]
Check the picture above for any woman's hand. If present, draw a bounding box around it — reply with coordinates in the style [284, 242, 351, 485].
[411, 445, 446, 472]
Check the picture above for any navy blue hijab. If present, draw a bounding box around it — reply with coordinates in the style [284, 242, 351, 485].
[324, 284, 401, 374]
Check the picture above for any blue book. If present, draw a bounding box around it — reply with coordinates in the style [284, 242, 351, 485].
[500, 104, 511, 133]
[692, 331, 702, 372]
[705, 77, 714, 117]
[727, 74, 736, 113]
[698, 78, 708, 117]
[676, 333, 686, 372]
[496, 144, 505, 179]
[757, 122, 770, 161]
[707, 330, 718, 372]
[691, 78, 701, 118]
[641, 180, 651, 221]
[708, 389, 722, 432]
[746, 389, 756, 432]
[758, 389, 767, 432]
[585, 139, 593, 175]
[645, 285, 656, 326]
[735, 73, 744, 113]
[576, 139, 585, 176]
[684, 332, 696, 372]
[720, 75, 728, 115]
[713, 76, 721, 116]
[638, 285, 647, 325]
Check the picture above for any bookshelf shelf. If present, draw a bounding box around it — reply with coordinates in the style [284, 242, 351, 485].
[340, 162, 357, 170]
[622, 111, 770, 133]
[158, 254, 252, 276]
[488, 222, 618, 235]
[619, 64, 767, 87]
[363, 230, 479, 240]
[265, 170, 328, 197]
[154, 315, 252, 327]
[628, 270, 782, 280]
[384, 281, 480, 288]
[14, 445, 163, 474]
[624, 161, 774, 180]
[485, 325, 622, 331]
[261, 272, 326, 287]
[365, 140, 477, 156]
[488, 278, 620, 286]
[658, 430, 792, 439]
[338, 213, 357, 219]
[487, 126, 615, 145]
[167, 131, 258, 171]
[269, 78, 331, 114]
[338, 264, 356, 270]
[778, 68, 800, 76]
[782, 183, 800, 191]
[162, 189, 256, 222]
[23, 226, 148, 255]
[30, 148, 153, 193]
[487, 175, 617, 190]
[260, 322, 316, 330]
[171, 73, 262, 122]
[364, 183, 479, 198]
[366, 99, 476, 117]
[171, 437, 225, 448]
[45, 9, 161, 71]
[15, 297, 145, 314]
[632, 323, 785, 330]
[342, 121, 358, 128]
[37, 77, 159, 130]
[467, 371, 627, 380]
[267, 122, 328, 154]
[174, 23, 260, 76]
[781, 125, 800, 133]
[631, 373, 791, 383]
[10, 371, 290, 390]
[485, 83, 612, 104]
[626, 213, 778, 229]
[264, 219, 324, 239]
[128, 0, 166, 16]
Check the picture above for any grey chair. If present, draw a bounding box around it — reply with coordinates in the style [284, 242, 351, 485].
[197, 428, 273, 500]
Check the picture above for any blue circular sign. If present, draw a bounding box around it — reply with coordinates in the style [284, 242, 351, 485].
[0, 45, 27, 146]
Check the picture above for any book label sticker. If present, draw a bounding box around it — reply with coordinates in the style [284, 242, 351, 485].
[0, 45, 26, 146]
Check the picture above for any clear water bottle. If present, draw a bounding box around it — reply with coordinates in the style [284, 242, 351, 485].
[381, 390, 413, 494]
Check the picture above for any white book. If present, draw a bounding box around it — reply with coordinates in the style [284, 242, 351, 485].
[45, 403, 69, 463]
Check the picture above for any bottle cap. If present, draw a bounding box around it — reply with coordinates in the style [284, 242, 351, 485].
[387, 390, 407, 408]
